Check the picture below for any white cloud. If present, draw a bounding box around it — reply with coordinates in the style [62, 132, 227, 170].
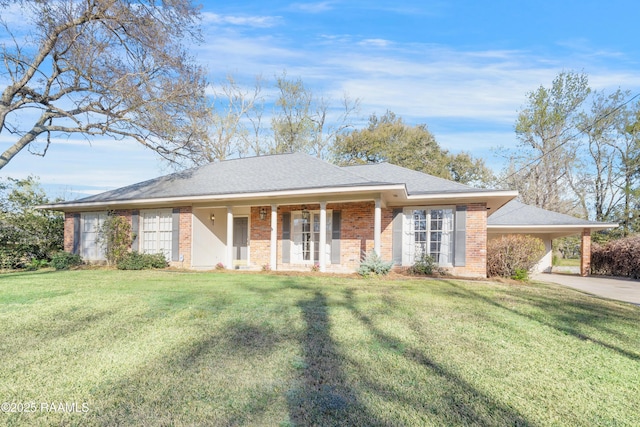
[201, 12, 281, 28]
[358, 39, 393, 48]
[288, 2, 336, 13]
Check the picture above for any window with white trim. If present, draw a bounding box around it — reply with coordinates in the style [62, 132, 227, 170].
[81, 212, 107, 261]
[140, 209, 173, 260]
[291, 210, 332, 264]
[403, 207, 454, 266]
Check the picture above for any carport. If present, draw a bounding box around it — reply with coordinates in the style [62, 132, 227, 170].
[488, 200, 618, 276]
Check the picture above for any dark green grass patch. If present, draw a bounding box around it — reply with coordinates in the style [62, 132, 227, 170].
[0, 270, 639, 426]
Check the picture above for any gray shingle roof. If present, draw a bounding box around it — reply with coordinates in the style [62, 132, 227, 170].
[488, 200, 604, 226]
[343, 162, 494, 194]
[71, 153, 389, 203]
[57, 153, 513, 206]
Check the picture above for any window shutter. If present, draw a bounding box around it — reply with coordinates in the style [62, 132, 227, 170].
[131, 210, 139, 252]
[392, 209, 403, 265]
[454, 206, 467, 267]
[331, 211, 341, 264]
[281, 212, 291, 263]
[172, 208, 180, 262]
[73, 213, 81, 255]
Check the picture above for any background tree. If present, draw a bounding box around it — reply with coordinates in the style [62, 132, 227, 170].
[332, 111, 494, 185]
[185, 72, 359, 163]
[0, 176, 63, 268]
[0, 0, 210, 170]
[614, 101, 640, 235]
[271, 74, 314, 154]
[504, 71, 590, 214]
[577, 89, 628, 222]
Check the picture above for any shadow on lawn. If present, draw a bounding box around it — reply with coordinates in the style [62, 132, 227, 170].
[342, 288, 533, 427]
[442, 281, 640, 362]
[288, 291, 391, 426]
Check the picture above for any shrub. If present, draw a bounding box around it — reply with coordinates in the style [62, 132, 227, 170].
[0, 176, 63, 269]
[215, 262, 225, 270]
[486, 235, 545, 280]
[99, 213, 133, 266]
[358, 251, 393, 276]
[25, 258, 49, 271]
[591, 236, 640, 278]
[117, 251, 167, 270]
[51, 252, 83, 270]
[262, 263, 271, 271]
[408, 253, 437, 276]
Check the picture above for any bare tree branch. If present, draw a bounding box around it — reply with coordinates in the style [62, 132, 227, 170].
[0, 0, 209, 170]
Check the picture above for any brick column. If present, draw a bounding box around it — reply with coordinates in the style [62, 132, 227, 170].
[580, 228, 591, 277]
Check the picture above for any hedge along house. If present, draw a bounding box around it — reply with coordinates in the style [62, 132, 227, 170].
[42, 153, 615, 277]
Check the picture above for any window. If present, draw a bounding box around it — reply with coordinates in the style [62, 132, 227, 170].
[140, 209, 173, 260]
[81, 212, 107, 261]
[403, 207, 454, 265]
[291, 211, 332, 264]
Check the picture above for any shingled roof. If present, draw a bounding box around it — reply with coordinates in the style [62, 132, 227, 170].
[488, 200, 605, 227]
[343, 162, 493, 195]
[55, 152, 505, 206]
[68, 153, 390, 204]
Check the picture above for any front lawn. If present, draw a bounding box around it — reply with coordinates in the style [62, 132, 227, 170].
[0, 270, 638, 426]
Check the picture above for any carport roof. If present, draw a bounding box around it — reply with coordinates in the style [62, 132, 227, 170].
[488, 200, 617, 237]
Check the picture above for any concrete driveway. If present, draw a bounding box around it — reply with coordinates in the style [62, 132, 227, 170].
[533, 273, 640, 305]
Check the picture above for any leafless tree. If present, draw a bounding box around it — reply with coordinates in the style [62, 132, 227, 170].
[0, 0, 210, 170]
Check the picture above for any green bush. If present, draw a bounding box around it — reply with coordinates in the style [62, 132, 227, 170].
[408, 253, 437, 275]
[591, 236, 640, 278]
[486, 235, 545, 280]
[117, 251, 168, 270]
[0, 176, 63, 269]
[358, 251, 393, 276]
[51, 252, 83, 270]
[25, 259, 49, 271]
[98, 213, 133, 266]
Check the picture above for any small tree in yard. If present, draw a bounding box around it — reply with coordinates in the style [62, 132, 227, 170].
[0, 176, 63, 268]
[487, 235, 546, 280]
[98, 213, 132, 266]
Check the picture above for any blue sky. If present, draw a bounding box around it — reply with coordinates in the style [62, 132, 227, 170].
[1, 0, 640, 199]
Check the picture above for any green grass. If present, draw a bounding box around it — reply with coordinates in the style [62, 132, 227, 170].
[554, 258, 581, 267]
[1, 270, 639, 426]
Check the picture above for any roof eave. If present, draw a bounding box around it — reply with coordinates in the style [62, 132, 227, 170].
[487, 223, 619, 238]
[38, 184, 409, 211]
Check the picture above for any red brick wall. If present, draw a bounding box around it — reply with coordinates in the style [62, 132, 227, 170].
[450, 203, 487, 277]
[271, 202, 383, 271]
[63, 207, 193, 267]
[580, 228, 591, 277]
[176, 207, 192, 267]
[63, 212, 76, 253]
[250, 206, 272, 268]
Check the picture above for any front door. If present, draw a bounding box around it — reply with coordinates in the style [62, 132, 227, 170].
[233, 217, 248, 266]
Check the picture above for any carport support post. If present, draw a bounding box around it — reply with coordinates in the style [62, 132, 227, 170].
[580, 228, 591, 277]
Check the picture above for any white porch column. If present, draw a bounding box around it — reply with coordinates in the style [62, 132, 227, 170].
[226, 207, 233, 269]
[319, 201, 327, 272]
[374, 198, 382, 255]
[270, 204, 277, 271]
